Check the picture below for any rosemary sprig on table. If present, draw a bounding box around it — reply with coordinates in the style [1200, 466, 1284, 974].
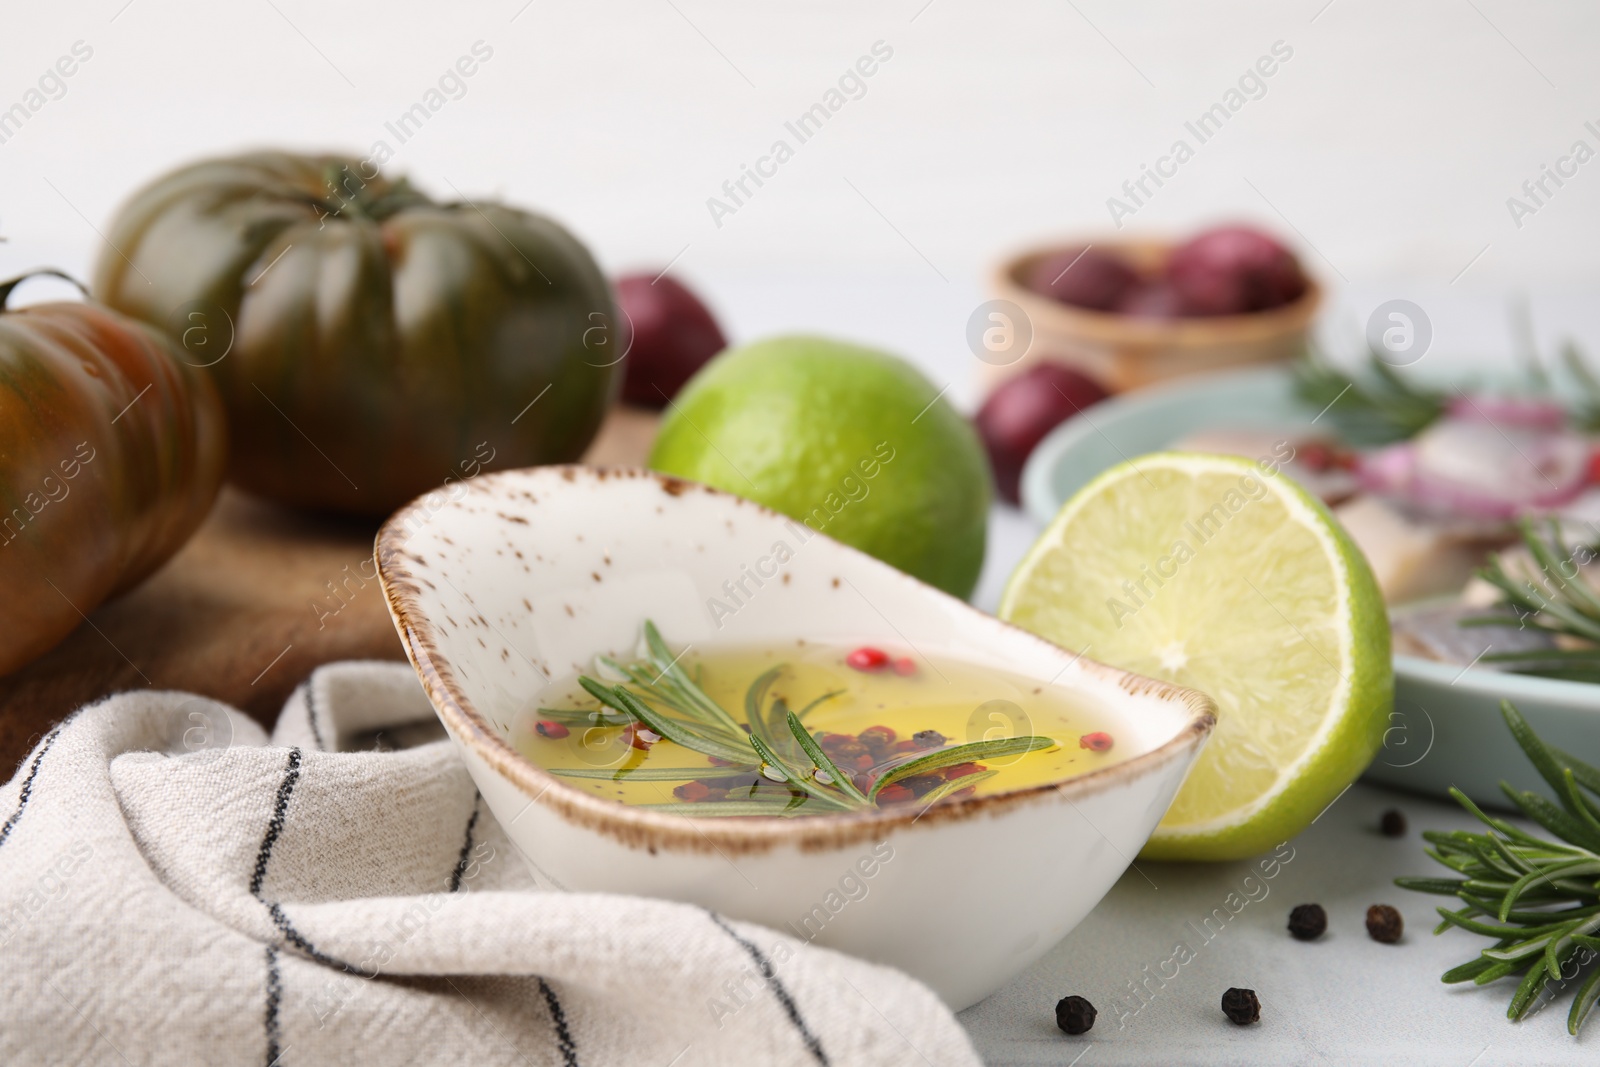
[1462, 520, 1600, 683]
[1396, 701, 1600, 1035]
[544, 621, 1055, 816]
[1292, 350, 1448, 447]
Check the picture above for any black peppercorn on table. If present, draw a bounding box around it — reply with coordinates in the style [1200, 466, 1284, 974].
[957, 782, 1593, 1065]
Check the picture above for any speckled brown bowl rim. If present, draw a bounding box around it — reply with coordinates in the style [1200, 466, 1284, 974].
[376, 466, 1217, 857]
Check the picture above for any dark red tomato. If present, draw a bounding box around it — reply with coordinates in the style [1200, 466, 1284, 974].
[0, 271, 226, 676]
[614, 273, 727, 407]
[92, 151, 618, 515]
[976, 364, 1110, 505]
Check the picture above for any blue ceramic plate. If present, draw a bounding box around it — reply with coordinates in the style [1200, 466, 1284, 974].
[1019, 364, 1600, 806]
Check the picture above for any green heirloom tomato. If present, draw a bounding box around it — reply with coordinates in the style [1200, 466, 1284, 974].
[93, 151, 619, 515]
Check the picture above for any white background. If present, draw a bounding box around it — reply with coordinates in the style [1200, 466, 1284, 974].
[4, 1, 1600, 389]
[8, 0, 1598, 605]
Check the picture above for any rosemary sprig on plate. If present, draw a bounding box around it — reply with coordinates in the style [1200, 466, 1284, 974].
[549, 620, 1056, 815]
[1561, 341, 1600, 433]
[1295, 327, 1600, 442]
[1292, 350, 1448, 447]
[1462, 520, 1600, 683]
[1396, 701, 1600, 1034]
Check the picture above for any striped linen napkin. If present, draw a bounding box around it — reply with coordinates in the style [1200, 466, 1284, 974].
[0, 661, 980, 1066]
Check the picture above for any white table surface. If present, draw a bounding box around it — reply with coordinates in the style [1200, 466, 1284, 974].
[958, 781, 1593, 1066]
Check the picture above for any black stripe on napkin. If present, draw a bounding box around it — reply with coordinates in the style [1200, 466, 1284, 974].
[707, 911, 828, 1065]
[250, 748, 302, 897]
[449, 794, 482, 892]
[266, 902, 352, 970]
[303, 683, 327, 752]
[538, 977, 581, 1067]
[252, 748, 356, 972]
[264, 945, 283, 1067]
[0, 727, 60, 852]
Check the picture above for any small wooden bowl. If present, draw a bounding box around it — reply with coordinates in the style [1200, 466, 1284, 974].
[986, 238, 1321, 394]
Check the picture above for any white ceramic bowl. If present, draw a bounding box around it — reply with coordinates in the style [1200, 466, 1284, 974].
[376, 466, 1215, 1009]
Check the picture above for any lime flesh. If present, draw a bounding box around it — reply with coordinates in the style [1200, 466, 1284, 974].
[999, 452, 1392, 861]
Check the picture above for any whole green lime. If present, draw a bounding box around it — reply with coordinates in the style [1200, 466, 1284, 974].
[648, 335, 991, 599]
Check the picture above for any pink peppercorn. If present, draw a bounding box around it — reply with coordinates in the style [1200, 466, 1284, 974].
[877, 784, 915, 805]
[624, 723, 661, 750]
[858, 725, 896, 749]
[1079, 732, 1114, 753]
[846, 646, 890, 671]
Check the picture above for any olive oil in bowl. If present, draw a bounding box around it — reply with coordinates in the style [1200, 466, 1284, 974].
[517, 623, 1129, 817]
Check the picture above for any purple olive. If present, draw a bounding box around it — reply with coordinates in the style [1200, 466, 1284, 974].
[615, 273, 728, 408]
[1114, 279, 1184, 320]
[1025, 247, 1140, 312]
[1165, 225, 1307, 316]
[976, 364, 1111, 505]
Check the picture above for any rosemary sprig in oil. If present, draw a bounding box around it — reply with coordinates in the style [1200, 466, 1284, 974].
[550, 621, 1056, 815]
[1396, 701, 1600, 1034]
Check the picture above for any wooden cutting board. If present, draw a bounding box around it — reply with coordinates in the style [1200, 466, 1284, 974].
[0, 406, 659, 770]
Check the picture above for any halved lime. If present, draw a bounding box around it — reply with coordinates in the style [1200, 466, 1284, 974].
[999, 452, 1391, 861]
